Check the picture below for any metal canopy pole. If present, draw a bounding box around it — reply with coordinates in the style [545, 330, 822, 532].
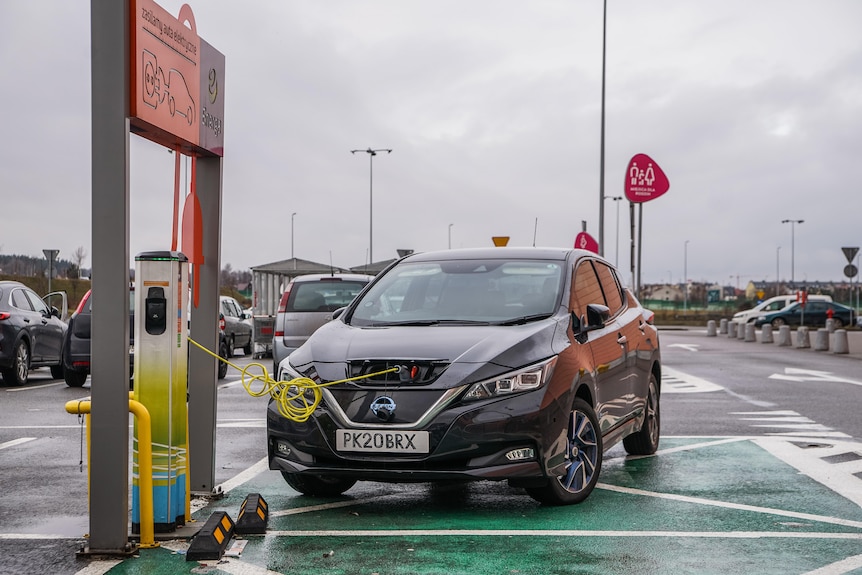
[88, 0, 132, 554]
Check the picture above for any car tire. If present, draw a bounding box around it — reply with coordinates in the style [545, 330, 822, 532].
[218, 340, 229, 380]
[280, 471, 356, 497]
[832, 318, 844, 328]
[228, 336, 235, 359]
[64, 369, 88, 388]
[1, 340, 30, 386]
[243, 338, 252, 356]
[525, 398, 602, 505]
[771, 317, 786, 328]
[50, 364, 64, 380]
[623, 372, 660, 455]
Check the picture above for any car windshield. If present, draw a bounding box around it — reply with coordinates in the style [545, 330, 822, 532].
[349, 258, 563, 327]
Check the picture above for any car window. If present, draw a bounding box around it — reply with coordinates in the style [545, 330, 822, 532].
[763, 301, 785, 312]
[11, 288, 34, 311]
[807, 302, 826, 313]
[289, 280, 369, 313]
[570, 261, 604, 319]
[222, 299, 240, 318]
[24, 290, 50, 315]
[350, 260, 562, 325]
[593, 261, 624, 315]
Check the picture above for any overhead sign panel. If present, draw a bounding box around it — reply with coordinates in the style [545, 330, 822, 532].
[624, 153, 669, 203]
[130, 1, 224, 156]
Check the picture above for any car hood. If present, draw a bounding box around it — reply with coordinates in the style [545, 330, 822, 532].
[289, 315, 571, 386]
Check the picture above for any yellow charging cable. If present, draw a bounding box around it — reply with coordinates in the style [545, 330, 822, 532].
[187, 337, 398, 423]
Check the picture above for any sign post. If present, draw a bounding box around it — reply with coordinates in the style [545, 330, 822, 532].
[624, 154, 670, 296]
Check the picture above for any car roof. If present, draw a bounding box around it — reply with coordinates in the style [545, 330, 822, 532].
[400, 246, 583, 263]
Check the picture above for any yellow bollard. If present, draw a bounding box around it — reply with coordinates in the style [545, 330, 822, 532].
[65, 398, 158, 549]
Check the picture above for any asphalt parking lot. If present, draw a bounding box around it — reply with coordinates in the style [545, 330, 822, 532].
[4, 328, 862, 574]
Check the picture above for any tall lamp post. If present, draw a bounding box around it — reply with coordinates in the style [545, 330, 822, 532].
[351, 148, 392, 264]
[43, 249, 59, 293]
[291, 212, 297, 268]
[776, 246, 781, 296]
[683, 240, 689, 312]
[598, 0, 608, 257]
[781, 219, 803, 285]
[448, 223, 453, 249]
[606, 196, 623, 267]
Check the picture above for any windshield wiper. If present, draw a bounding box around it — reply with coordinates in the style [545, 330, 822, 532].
[372, 319, 492, 326]
[496, 313, 553, 326]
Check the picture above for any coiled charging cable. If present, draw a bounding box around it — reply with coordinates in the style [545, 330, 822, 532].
[187, 337, 397, 423]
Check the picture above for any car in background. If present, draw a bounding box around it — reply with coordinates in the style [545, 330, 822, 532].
[63, 288, 230, 387]
[753, 300, 856, 329]
[732, 294, 832, 325]
[268, 247, 661, 505]
[220, 295, 253, 356]
[0, 281, 68, 385]
[271, 273, 374, 373]
[62, 287, 135, 387]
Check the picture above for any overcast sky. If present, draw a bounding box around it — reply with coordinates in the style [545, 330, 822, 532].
[2, 1, 861, 288]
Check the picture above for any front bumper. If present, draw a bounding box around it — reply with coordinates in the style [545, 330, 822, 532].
[267, 385, 567, 484]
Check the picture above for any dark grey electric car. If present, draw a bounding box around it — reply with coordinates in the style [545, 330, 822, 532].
[268, 247, 661, 505]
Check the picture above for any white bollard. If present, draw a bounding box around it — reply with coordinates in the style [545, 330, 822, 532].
[795, 326, 810, 349]
[832, 329, 849, 354]
[776, 325, 792, 346]
[761, 324, 773, 343]
[814, 329, 829, 351]
[744, 323, 756, 342]
[707, 320, 717, 337]
[737, 322, 746, 339]
[728, 322, 737, 338]
[719, 319, 728, 335]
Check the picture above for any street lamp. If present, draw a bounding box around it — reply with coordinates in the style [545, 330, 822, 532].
[448, 223, 453, 249]
[683, 240, 689, 312]
[291, 212, 297, 266]
[351, 148, 392, 264]
[776, 246, 781, 296]
[605, 196, 623, 267]
[597, 0, 608, 257]
[781, 219, 804, 285]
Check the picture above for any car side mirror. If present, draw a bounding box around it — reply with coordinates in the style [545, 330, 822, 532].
[571, 303, 610, 343]
[50, 306, 60, 319]
[584, 304, 610, 329]
[332, 307, 346, 319]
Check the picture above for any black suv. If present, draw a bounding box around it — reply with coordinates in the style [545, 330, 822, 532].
[63, 288, 229, 387]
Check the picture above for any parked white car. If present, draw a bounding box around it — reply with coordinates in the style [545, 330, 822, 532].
[732, 294, 832, 325]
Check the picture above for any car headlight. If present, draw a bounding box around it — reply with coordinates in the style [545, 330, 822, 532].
[463, 357, 557, 401]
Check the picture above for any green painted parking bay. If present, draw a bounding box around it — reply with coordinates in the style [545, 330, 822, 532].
[102, 437, 862, 575]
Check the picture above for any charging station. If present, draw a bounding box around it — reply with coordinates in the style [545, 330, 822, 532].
[133, 251, 189, 533]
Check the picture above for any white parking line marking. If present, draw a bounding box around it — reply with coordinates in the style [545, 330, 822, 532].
[662, 366, 724, 393]
[0, 438, 36, 450]
[754, 438, 862, 510]
[72, 560, 122, 575]
[802, 553, 862, 575]
[667, 343, 700, 352]
[263, 529, 862, 539]
[4, 381, 66, 392]
[770, 368, 862, 386]
[596, 483, 862, 528]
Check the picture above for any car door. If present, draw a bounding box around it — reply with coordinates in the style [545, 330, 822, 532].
[569, 258, 629, 434]
[22, 288, 64, 364]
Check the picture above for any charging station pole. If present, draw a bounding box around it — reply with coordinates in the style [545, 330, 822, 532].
[133, 251, 189, 533]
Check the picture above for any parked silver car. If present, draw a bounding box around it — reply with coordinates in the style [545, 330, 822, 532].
[220, 295, 253, 356]
[272, 273, 373, 373]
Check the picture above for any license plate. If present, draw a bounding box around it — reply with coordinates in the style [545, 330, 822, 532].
[336, 429, 429, 454]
